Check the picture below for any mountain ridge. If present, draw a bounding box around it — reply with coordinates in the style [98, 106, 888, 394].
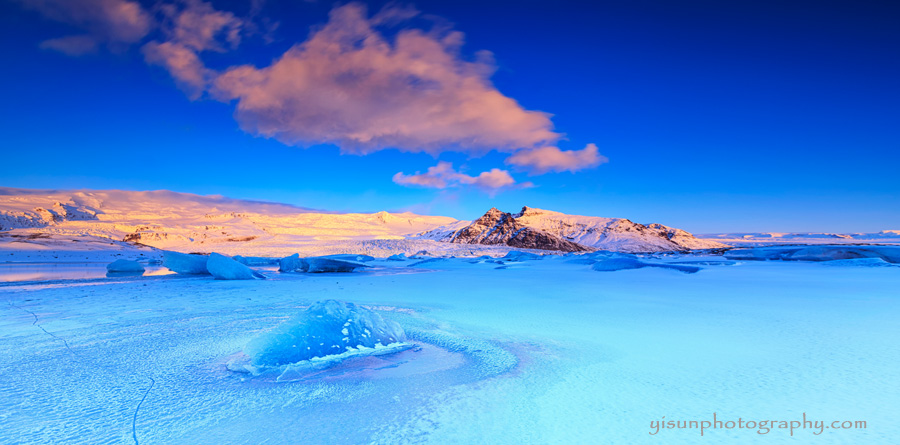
[417, 206, 728, 252]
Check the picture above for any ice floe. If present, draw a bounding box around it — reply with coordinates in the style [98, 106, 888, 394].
[162, 251, 210, 274]
[207, 253, 264, 280]
[105, 259, 145, 274]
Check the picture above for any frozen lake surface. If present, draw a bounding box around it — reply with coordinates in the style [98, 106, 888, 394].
[0, 262, 175, 283]
[0, 255, 897, 443]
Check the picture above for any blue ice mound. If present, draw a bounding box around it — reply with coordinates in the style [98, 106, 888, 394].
[318, 254, 376, 262]
[278, 253, 309, 272]
[591, 258, 700, 274]
[106, 259, 144, 273]
[245, 300, 407, 367]
[162, 251, 209, 274]
[591, 258, 646, 271]
[386, 253, 407, 261]
[207, 253, 263, 280]
[306, 257, 370, 273]
[502, 251, 543, 261]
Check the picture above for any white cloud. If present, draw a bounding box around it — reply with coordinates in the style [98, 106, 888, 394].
[505, 143, 609, 174]
[212, 3, 560, 156]
[393, 161, 529, 192]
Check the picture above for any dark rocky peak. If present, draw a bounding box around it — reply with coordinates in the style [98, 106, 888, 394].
[474, 207, 506, 225]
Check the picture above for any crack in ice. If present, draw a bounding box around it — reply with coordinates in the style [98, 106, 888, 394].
[132, 377, 155, 445]
[5, 299, 77, 357]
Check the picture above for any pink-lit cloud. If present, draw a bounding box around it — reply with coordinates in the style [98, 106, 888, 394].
[212, 3, 560, 156]
[142, 0, 244, 98]
[18, 0, 608, 190]
[505, 143, 609, 174]
[142, 41, 214, 99]
[159, 0, 243, 52]
[393, 161, 530, 192]
[18, 0, 152, 54]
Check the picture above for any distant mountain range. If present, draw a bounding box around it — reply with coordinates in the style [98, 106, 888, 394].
[700, 231, 900, 245]
[4, 187, 894, 257]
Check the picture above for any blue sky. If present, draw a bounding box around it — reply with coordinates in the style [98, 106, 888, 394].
[1, 0, 898, 232]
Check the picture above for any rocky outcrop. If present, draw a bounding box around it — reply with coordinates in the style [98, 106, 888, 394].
[448, 208, 588, 252]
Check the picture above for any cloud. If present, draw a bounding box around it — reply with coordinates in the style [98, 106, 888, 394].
[39, 34, 99, 56]
[142, 0, 244, 98]
[18, 0, 608, 189]
[505, 143, 609, 174]
[142, 41, 214, 99]
[18, 0, 152, 54]
[159, 0, 243, 52]
[211, 3, 560, 155]
[393, 161, 530, 192]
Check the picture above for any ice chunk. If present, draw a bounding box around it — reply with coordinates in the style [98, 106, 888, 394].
[318, 254, 376, 262]
[410, 250, 435, 259]
[162, 251, 209, 274]
[233, 255, 278, 266]
[306, 257, 370, 273]
[106, 259, 144, 277]
[789, 246, 886, 262]
[278, 253, 309, 272]
[591, 258, 646, 271]
[591, 258, 700, 274]
[386, 253, 407, 261]
[245, 300, 407, 367]
[820, 258, 897, 268]
[724, 246, 900, 263]
[105, 259, 145, 273]
[502, 251, 543, 261]
[207, 253, 263, 280]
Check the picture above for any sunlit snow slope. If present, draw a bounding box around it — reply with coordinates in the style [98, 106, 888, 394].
[0, 188, 456, 257]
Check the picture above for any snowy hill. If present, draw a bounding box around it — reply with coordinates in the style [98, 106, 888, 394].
[415, 206, 728, 253]
[0, 187, 457, 258]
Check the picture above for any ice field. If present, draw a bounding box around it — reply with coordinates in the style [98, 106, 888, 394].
[1, 253, 898, 444]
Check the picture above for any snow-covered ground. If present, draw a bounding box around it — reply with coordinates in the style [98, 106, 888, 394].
[1, 252, 897, 444]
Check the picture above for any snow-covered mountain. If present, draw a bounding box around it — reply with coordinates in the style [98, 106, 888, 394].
[415, 206, 728, 253]
[700, 231, 900, 246]
[440, 208, 588, 252]
[13, 188, 869, 257]
[0, 187, 457, 257]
